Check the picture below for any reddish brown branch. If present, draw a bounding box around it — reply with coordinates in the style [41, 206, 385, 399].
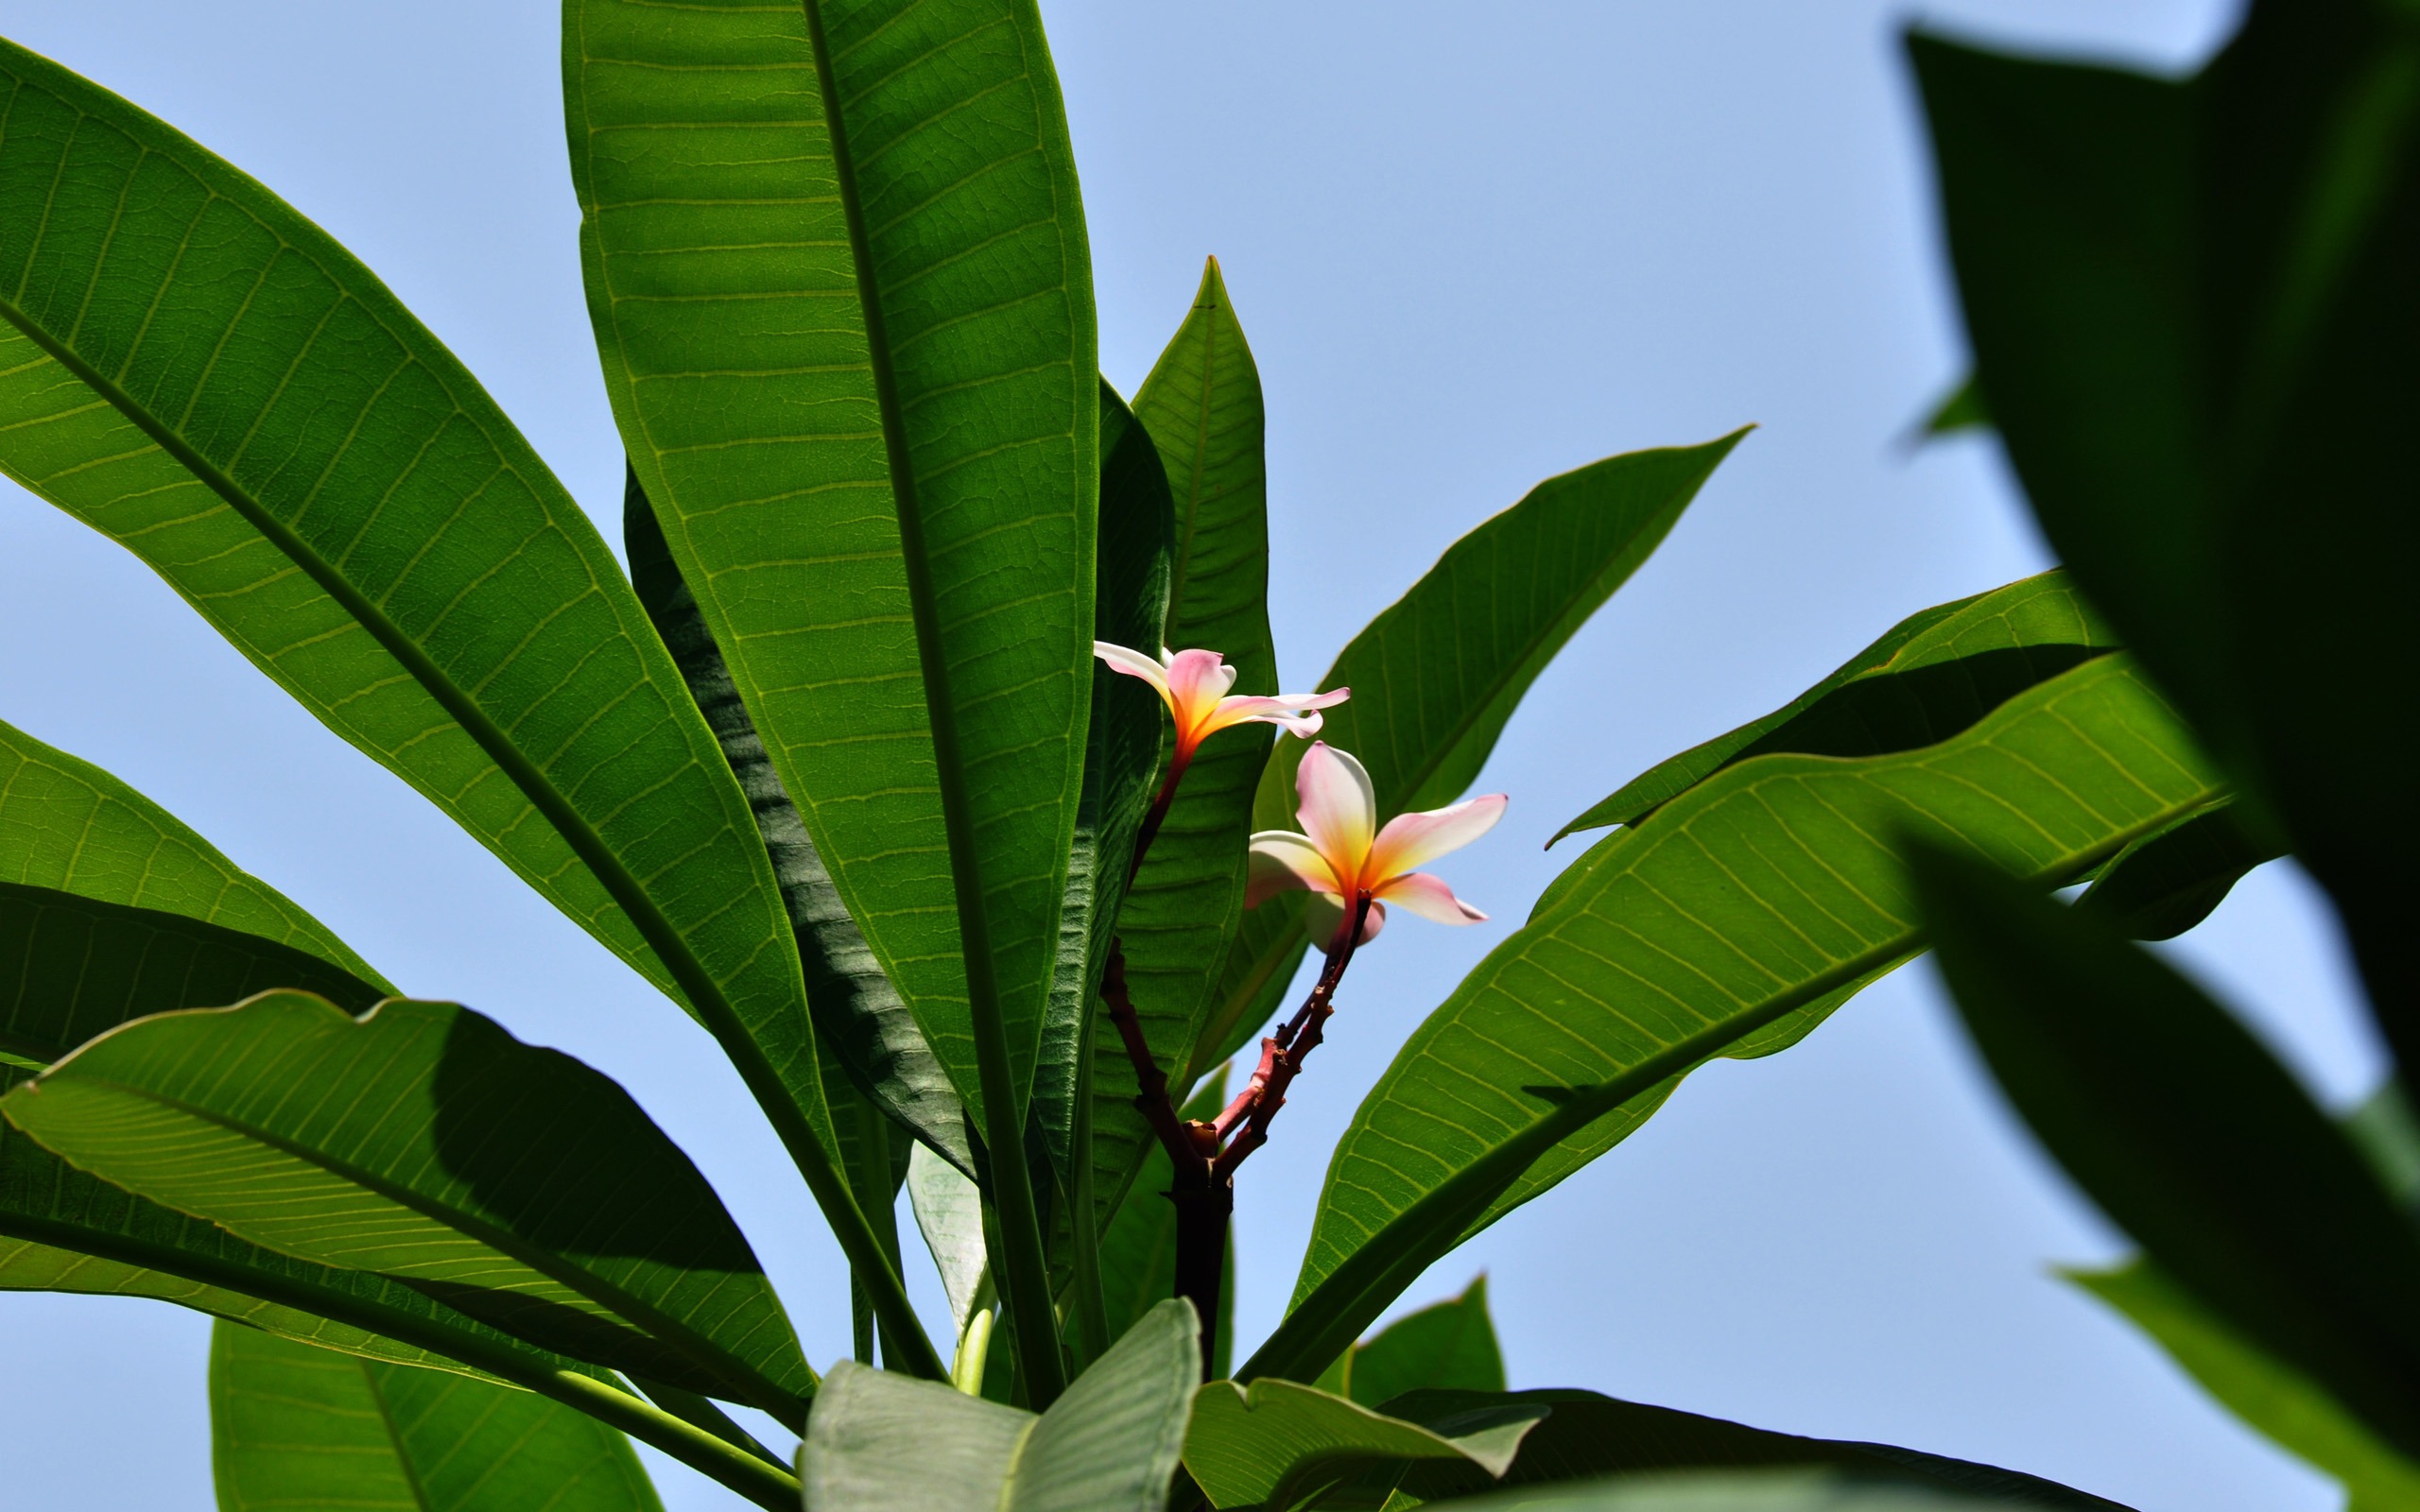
[1100, 943, 1197, 1165]
[1211, 894, 1372, 1181]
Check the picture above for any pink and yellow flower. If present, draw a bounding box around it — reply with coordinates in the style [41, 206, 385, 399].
[1246, 742, 1504, 945]
[1094, 643, 1348, 765]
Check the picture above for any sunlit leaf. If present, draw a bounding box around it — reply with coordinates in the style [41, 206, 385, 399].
[0, 37, 822, 1167]
[1253, 657, 2222, 1384]
[1556, 570, 2116, 842]
[1184, 1376, 1544, 1511]
[211, 1322, 665, 1512]
[3, 992, 818, 1425]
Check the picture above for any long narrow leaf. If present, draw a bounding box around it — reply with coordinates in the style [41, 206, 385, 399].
[623, 471, 970, 1177]
[3, 992, 820, 1426]
[0, 37, 838, 1218]
[1253, 657, 2221, 1383]
[1555, 570, 2116, 841]
[211, 1322, 666, 1512]
[1911, 843, 2420, 1462]
[1911, 9, 2420, 1045]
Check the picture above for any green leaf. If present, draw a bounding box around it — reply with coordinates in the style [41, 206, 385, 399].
[1375, 1391, 2129, 1511]
[1920, 374, 1991, 437]
[1910, 9, 2420, 1047]
[1085, 261, 1283, 1240]
[1198, 433, 1749, 1079]
[1036, 381, 1175, 1199]
[623, 470, 971, 1177]
[211, 1322, 665, 1512]
[1322, 1275, 1505, 1409]
[2074, 802, 2279, 941]
[564, 0, 1098, 1142]
[1, 991, 819, 1425]
[908, 1139, 994, 1347]
[1184, 1376, 1547, 1511]
[2072, 1260, 2420, 1512]
[0, 36, 838, 1235]
[1394, 1469, 2083, 1512]
[1252, 656, 2223, 1384]
[2346, 1082, 2420, 1214]
[1093, 1069, 1232, 1369]
[563, 0, 1100, 1402]
[1910, 842, 2420, 1463]
[798, 1297, 1200, 1509]
[0, 718, 389, 1003]
[1555, 571, 2116, 842]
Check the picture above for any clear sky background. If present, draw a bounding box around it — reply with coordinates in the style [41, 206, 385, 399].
[0, 2, 2383, 1509]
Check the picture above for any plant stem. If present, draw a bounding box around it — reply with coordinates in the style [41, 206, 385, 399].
[1214, 895, 1371, 1180]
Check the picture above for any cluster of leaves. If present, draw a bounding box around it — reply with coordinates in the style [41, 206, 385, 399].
[1900, 0, 2420, 1505]
[0, 0, 2386, 1509]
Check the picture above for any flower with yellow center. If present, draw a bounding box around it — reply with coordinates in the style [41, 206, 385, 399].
[1093, 643, 1348, 766]
[1246, 742, 1503, 945]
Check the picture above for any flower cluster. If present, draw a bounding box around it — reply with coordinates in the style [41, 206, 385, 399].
[1094, 641, 1503, 950]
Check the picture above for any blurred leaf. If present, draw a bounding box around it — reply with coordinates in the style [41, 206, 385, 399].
[0, 38, 822, 1163]
[2074, 802, 2279, 941]
[2072, 1260, 2420, 1512]
[1253, 657, 2222, 1384]
[1556, 571, 2115, 841]
[2347, 1082, 2420, 1213]
[624, 471, 971, 1177]
[211, 1322, 664, 1512]
[798, 1297, 1199, 1510]
[1184, 1376, 1546, 1511]
[1198, 432, 1749, 1083]
[1089, 259, 1281, 1240]
[1911, 843, 2420, 1462]
[2, 992, 818, 1425]
[1921, 375, 1991, 436]
[1380, 1390, 2130, 1511]
[566, 0, 1098, 1141]
[1037, 383, 1175, 1195]
[1326, 1276, 1505, 1408]
[1911, 8, 2420, 1047]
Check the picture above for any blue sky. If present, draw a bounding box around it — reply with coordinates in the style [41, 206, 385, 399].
[0, 2, 2381, 1509]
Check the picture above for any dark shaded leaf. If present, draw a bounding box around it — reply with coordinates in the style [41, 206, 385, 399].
[1184, 1376, 1544, 1511]
[1911, 843, 2420, 1462]
[624, 471, 970, 1177]
[2071, 1260, 2420, 1512]
[1556, 572, 2115, 842]
[3, 992, 818, 1424]
[1911, 9, 2420, 1051]
[1085, 260, 1280, 1243]
[2074, 802, 2279, 941]
[1037, 382, 1175, 1196]
[1380, 1390, 2129, 1510]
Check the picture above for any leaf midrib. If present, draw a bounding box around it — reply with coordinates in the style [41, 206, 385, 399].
[1251, 749, 2213, 1382]
[0, 296, 744, 1048]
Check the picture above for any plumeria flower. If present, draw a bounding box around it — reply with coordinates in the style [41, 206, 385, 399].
[1246, 742, 1504, 947]
[1094, 643, 1348, 766]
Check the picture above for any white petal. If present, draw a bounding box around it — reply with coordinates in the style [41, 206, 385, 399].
[1293, 743, 1375, 883]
